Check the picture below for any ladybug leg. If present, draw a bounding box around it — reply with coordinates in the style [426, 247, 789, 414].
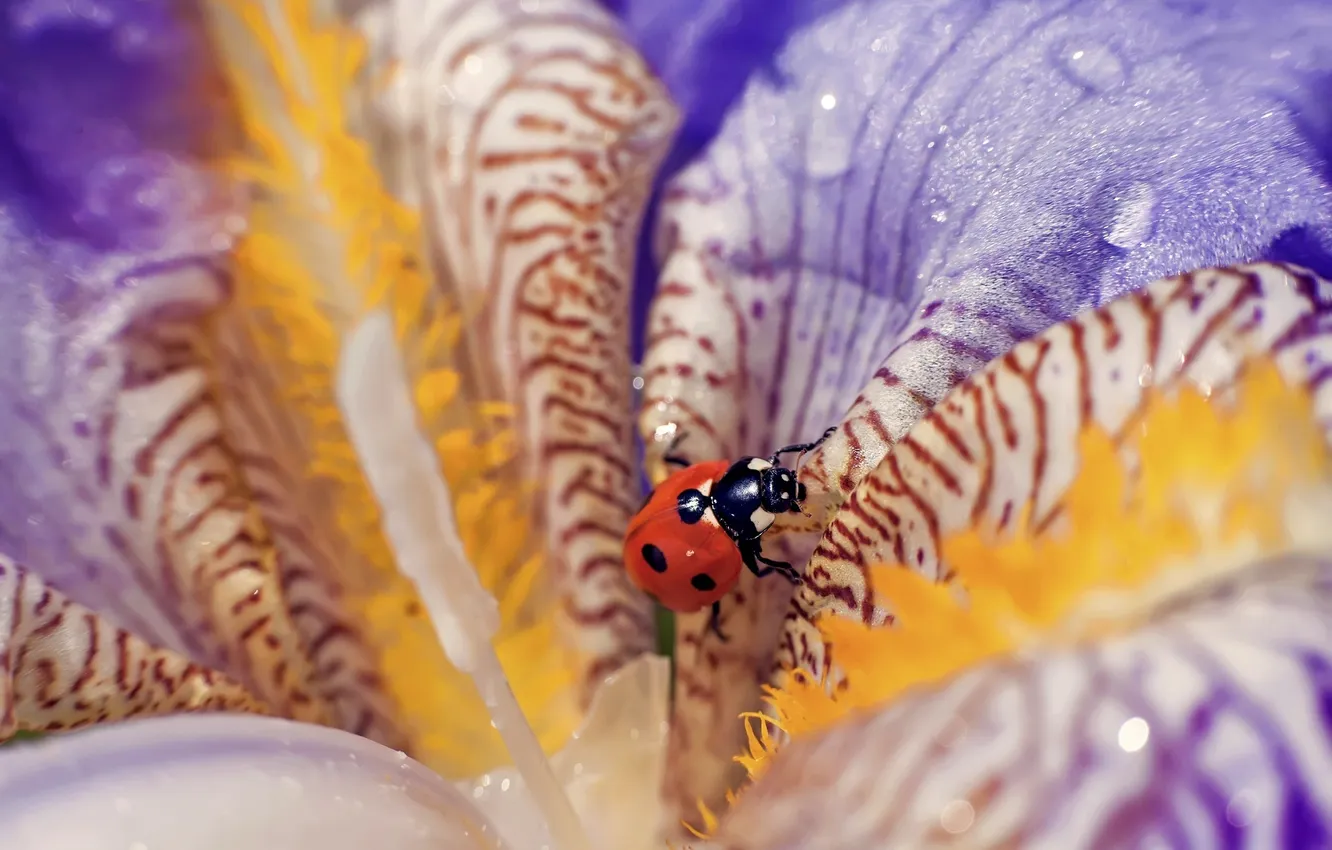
[767, 426, 837, 465]
[709, 600, 729, 642]
[741, 541, 803, 585]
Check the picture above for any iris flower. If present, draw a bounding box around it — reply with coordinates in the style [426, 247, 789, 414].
[2, 0, 1332, 849]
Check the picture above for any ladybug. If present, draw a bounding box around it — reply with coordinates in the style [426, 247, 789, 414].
[624, 426, 836, 641]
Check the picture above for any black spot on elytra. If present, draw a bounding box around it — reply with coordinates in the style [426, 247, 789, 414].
[690, 573, 716, 592]
[676, 488, 707, 524]
[642, 543, 668, 573]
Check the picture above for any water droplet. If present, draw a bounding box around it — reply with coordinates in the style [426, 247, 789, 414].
[397, 750, 408, 760]
[501, 778, 512, 792]
[463, 54, 484, 75]
[806, 89, 855, 179]
[1118, 716, 1150, 752]
[1137, 363, 1155, 388]
[1105, 182, 1158, 248]
[1226, 790, 1256, 826]
[632, 376, 644, 391]
[931, 209, 949, 223]
[1059, 42, 1127, 92]
[472, 786, 485, 799]
[940, 800, 974, 834]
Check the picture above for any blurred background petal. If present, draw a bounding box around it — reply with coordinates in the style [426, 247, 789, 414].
[0, 714, 503, 850]
[0, 0, 333, 726]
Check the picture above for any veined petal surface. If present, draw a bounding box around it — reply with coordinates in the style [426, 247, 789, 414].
[629, 0, 1332, 812]
[720, 555, 1332, 849]
[0, 1, 330, 726]
[788, 262, 1332, 677]
[355, 0, 679, 699]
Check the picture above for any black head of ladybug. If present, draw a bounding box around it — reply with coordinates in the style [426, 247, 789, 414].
[760, 464, 805, 514]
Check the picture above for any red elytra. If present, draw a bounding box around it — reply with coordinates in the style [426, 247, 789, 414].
[624, 459, 735, 613]
[623, 427, 835, 641]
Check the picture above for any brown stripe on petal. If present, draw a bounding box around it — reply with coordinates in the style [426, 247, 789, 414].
[782, 262, 1332, 683]
[362, 0, 679, 702]
[0, 251, 343, 732]
[0, 554, 265, 740]
[110, 321, 332, 725]
[204, 315, 410, 749]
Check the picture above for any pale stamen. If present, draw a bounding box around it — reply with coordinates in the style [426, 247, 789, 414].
[337, 310, 591, 850]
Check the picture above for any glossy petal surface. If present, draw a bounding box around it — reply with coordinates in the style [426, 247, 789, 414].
[720, 555, 1332, 849]
[631, 0, 1332, 811]
[0, 714, 503, 850]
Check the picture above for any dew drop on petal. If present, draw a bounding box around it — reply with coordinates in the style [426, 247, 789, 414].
[807, 90, 855, 178]
[1226, 790, 1257, 826]
[940, 800, 975, 834]
[1105, 182, 1158, 248]
[1118, 717, 1150, 752]
[1059, 42, 1127, 91]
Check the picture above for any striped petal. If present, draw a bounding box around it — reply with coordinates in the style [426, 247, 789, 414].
[354, 0, 679, 698]
[0, 2, 333, 728]
[718, 553, 1332, 849]
[788, 261, 1332, 679]
[0, 555, 263, 737]
[634, 0, 1332, 810]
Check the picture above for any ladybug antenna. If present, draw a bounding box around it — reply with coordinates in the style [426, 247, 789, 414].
[768, 425, 837, 467]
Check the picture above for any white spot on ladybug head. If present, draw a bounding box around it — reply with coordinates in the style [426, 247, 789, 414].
[779, 490, 789, 500]
[747, 458, 773, 472]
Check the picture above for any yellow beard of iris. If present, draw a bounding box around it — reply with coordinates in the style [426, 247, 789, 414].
[708, 359, 1332, 824]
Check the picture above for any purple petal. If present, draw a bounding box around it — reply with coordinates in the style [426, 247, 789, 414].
[637, 0, 1332, 816]
[720, 554, 1332, 849]
[643, 0, 1332, 497]
[789, 261, 1332, 676]
[0, 2, 345, 728]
